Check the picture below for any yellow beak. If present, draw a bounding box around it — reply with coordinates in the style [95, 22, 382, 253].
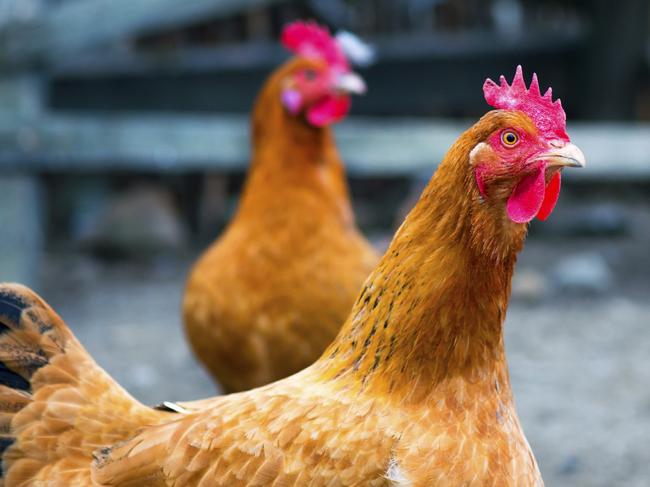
[535, 142, 586, 169]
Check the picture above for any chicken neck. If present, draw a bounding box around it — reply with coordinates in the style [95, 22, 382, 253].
[317, 114, 529, 406]
[236, 59, 354, 227]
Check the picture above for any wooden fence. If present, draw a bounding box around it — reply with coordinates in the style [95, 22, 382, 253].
[0, 0, 647, 287]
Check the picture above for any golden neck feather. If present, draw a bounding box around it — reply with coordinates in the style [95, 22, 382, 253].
[316, 112, 530, 404]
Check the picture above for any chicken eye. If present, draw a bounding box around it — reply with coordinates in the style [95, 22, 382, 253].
[501, 130, 519, 147]
[303, 69, 317, 81]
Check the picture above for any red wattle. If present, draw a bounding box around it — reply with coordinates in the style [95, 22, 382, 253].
[306, 95, 351, 126]
[506, 164, 546, 223]
[536, 171, 561, 221]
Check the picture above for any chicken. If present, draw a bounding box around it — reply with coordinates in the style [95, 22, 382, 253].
[0, 66, 585, 486]
[183, 21, 379, 392]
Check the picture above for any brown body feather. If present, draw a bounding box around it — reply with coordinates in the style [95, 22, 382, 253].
[183, 58, 378, 392]
[1, 110, 543, 485]
[0, 285, 173, 486]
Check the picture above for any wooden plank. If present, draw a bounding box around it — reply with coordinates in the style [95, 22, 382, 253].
[51, 43, 287, 77]
[46, 31, 581, 117]
[0, 74, 45, 287]
[0, 73, 44, 117]
[0, 114, 646, 181]
[49, 30, 583, 77]
[0, 0, 287, 66]
[0, 175, 43, 287]
[578, 0, 648, 119]
[372, 30, 583, 61]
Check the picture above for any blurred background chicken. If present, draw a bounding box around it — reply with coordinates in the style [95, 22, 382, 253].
[0, 68, 585, 486]
[182, 21, 379, 393]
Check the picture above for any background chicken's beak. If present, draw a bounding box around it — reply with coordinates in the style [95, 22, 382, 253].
[536, 143, 586, 169]
[334, 72, 367, 95]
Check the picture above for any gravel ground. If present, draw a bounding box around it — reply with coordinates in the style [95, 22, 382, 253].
[38, 233, 649, 487]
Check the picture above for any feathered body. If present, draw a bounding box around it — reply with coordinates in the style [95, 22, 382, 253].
[0, 287, 173, 486]
[183, 23, 378, 392]
[0, 67, 584, 485]
[184, 57, 378, 392]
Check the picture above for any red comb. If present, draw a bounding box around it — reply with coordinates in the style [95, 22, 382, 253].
[483, 66, 569, 141]
[281, 21, 349, 72]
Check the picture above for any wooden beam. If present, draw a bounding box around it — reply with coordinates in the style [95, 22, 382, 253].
[0, 114, 646, 181]
[0, 74, 46, 287]
[578, 0, 648, 118]
[51, 43, 287, 77]
[0, 175, 43, 287]
[0, 0, 287, 67]
[45, 31, 582, 117]
[49, 30, 583, 77]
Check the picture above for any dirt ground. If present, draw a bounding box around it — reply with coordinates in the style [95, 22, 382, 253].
[39, 219, 649, 487]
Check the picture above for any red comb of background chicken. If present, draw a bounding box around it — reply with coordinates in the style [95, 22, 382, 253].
[281, 21, 350, 73]
[483, 65, 569, 141]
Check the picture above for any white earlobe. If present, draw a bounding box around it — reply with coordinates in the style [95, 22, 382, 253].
[469, 142, 487, 165]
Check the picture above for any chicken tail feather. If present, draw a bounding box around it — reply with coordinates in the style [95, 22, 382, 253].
[0, 283, 169, 485]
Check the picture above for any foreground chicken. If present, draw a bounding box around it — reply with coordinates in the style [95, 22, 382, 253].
[183, 21, 379, 392]
[0, 67, 584, 486]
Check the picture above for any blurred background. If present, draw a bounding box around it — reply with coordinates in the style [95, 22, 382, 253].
[0, 0, 648, 485]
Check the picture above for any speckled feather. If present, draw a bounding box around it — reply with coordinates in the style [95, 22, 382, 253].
[0, 285, 173, 486]
[183, 58, 378, 392]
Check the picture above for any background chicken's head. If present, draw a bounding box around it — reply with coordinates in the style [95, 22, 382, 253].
[279, 21, 369, 127]
[470, 66, 586, 224]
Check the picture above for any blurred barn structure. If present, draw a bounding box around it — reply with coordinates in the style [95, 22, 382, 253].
[0, 0, 649, 285]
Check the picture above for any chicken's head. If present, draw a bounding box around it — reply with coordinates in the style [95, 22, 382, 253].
[279, 21, 370, 127]
[470, 66, 585, 223]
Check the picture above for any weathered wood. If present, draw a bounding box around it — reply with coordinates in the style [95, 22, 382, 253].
[0, 0, 287, 66]
[52, 43, 287, 77]
[578, 0, 649, 118]
[0, 114, 646, 181]
[0, 73, 46, 287]
[0, 73, 44, 117]
[0, 175, 43, 287]
[50, 30, 583, 77]
[47, 29, 582, 117]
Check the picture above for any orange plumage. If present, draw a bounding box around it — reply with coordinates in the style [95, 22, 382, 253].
[183, 54, 378, 392]
[0, 69, 585, 485]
